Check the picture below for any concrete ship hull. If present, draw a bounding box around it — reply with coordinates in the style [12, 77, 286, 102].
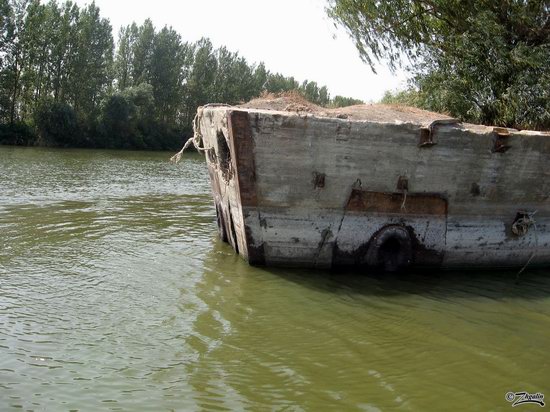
[198, 105, 549, 271]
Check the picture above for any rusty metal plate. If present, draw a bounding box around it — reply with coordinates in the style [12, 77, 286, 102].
[346, 189, 448, 216]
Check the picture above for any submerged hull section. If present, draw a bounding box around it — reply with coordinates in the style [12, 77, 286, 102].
[198, 105, 550, 270]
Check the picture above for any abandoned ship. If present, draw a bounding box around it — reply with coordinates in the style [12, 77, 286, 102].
[175, 95, 550, 272]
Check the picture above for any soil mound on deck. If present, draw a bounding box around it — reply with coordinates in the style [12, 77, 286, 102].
[239, 91, 323, 112]
[239, 91, 456, 125]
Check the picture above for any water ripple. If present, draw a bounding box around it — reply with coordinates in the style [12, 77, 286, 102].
[1, 147, 550, 411]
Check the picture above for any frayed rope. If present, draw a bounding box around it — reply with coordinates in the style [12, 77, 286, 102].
[170, 108, 206, 164]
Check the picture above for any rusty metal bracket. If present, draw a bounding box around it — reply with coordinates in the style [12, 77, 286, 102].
[419, 118, 459, 148]
[419, 127, 436, 147]
[492, 127, 511, 153]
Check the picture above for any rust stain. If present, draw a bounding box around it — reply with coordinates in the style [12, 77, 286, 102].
[312, 172, 326, 189]
[493, 139, 511, 153]
[206, 147, 216, 164]
[346, 189, 448, 216]
[397, 176, 409, 192]
[419, 127, 437, 147]
[216, 130, 233, 182]
[340, 187, 448, 267]
[228, 110, 258, 207]
[492, 127, 511, 153]
[227, 110, 265, 265]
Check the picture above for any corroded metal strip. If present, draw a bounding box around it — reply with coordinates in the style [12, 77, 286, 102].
[419, 118, 459, 147]
[346, 189, 448, 216]
[492, 127, 512, 153]
[227, 110, 265, 264]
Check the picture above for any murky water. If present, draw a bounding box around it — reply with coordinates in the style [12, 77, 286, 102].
[1, 146, 549, 411]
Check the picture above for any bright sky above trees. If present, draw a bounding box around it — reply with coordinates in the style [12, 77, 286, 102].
[72, 0, 406, 102]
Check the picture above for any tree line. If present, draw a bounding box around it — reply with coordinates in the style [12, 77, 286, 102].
[0, 0, 363, 150]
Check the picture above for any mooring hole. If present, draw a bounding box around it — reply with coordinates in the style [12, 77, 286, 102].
[216, 130, 231, 178]
[379, 237, 401, 262]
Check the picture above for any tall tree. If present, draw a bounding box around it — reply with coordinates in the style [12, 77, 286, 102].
[18, 0, 49, 118]
[148, 26, 188, 124]
[67, 2, 113, 121]
[0, 0, 14, 122]
[131, 19, 154, 86]
[327, 0, 550, 130]
[252, 62, 268, 96]
[318, 85, 330, 106]
[3, 0, 30, 124]
[0, 0, 10, 54]
[114, 24, 135, 91]
[183, 37, 217, 124]
[212, 47, 255, 104]
[49, 1, 79, 103]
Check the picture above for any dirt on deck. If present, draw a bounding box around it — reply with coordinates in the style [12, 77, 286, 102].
[238, 91, 457, 125]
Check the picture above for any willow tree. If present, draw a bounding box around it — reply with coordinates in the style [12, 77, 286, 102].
[327, 0, 550, 130]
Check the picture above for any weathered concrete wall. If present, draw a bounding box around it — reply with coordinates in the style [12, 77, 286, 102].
[200, 106, 550, 270]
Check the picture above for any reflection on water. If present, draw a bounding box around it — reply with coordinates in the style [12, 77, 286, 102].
[0, 146, 549, 411]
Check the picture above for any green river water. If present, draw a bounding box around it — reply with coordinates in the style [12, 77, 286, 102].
[0, 146, 548, 411]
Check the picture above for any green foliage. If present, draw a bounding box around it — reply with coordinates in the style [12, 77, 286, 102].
[0, 0, 10, 50]
[299, 80, 331, 106]
[328, 0, 550, 130]
[131, 19, 154, 86]
[97, 83, 181, 150]
[265, 73, 299, 94]
[184, 37, 217, 121]
[252, 63, 268, 94]
[68, 2, 113, 120]
[99, 94, 135, 148]
[380, 88, 423, 107]
[148, 26, 187, 124]
[0, 0, 363, 150]
[331, 95, 364, 108]
[34, 100, 82, 146]
[212, 46, 256, 104]
[0, 121, 35, 145]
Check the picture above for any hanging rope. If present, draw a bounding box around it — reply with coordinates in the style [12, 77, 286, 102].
[170, 104, 233, 164]
[170, 107, 206, 164]
[401, 189, 408, 211]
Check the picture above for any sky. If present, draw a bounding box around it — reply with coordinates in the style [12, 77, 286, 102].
[73, 0, 407, 102]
